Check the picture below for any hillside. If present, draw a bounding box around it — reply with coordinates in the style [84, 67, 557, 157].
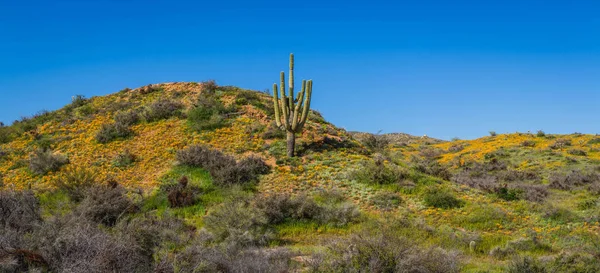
[1, 82, 600, 272]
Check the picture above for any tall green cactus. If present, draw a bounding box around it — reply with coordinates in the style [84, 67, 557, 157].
[272, 53, 313, 157]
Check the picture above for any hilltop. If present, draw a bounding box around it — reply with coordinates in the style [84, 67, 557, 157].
[1, 82, 600, 272]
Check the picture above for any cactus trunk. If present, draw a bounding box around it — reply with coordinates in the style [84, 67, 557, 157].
[286, 131, 296, 157]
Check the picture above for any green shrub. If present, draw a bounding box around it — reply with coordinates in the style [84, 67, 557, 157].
[455, 205, 510, 231]
[548, 253, 600, 273]
[187, 105, 226, 130]
[203, 200, 275, 248]
[369, 191, 403, 211]
[29, 149, 68, 175]
[0, 124, 15, 144]
[54, 167, 97, 202]
[95, 122, 133, 143]
[587, 138, 600, 145]
[352, 156, 409, 185]
[489, 131, 497, 137]
[111, 149, 136, 168]
[114, 110, 140, 126]
[423, 187, 463, 209]
[495, 186, 522, 201]
[536, 130, 546, 137]
[542, 206, 578, 224]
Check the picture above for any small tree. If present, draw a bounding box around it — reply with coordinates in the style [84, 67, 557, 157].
[272, 53, 313, 157]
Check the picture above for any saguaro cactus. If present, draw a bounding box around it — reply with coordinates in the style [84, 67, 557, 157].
[272, 53, 313, 157]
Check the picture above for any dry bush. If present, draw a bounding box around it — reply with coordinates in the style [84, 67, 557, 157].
[142, 99, 183, 122]
[507, 256, 546, 273]
[254, 192, 359, 227]
[203, 200, 275, 248]
[116, 215, 193, 260]
[201, 80, 218, 93]
[113, 110, 140, 126]
[309, 229, 459, 273]
[76, 184, 136, 226]
[0, 190, 45, 272]
[166, 176, 200, 208]
[160, 241, 295, 273]
[521, 140, 536, 147]
[514, 184, 548, 202]
[28, 148, 68, 175]
[0, 190, 41, 233]
[411, 156, 452, 180]
[33, 216, 152, 273]
[254, 193, 321, 225]
[352, 156, 409, 185]
[549, 138, 572, 149]
[567, 148, 587, 156]
[549, 170, 599, 191]
[95, 122, 133, 143]
[176, 145, 270, 186]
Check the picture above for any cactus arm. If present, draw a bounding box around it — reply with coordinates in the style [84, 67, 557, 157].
[273, 83, 282, 127]
[279, 71, 290, 128]
[288, 53, 294, 113]
[299, 80, 312, 129]
[291, 80, 306, 131]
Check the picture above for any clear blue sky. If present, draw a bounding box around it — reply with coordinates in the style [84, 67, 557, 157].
[1, 0, 599, 140]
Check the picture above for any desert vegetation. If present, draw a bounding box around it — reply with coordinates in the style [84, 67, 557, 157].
[1, 82, 600, 272]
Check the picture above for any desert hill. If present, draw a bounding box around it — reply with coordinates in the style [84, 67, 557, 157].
[1, 82, 600, 272]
